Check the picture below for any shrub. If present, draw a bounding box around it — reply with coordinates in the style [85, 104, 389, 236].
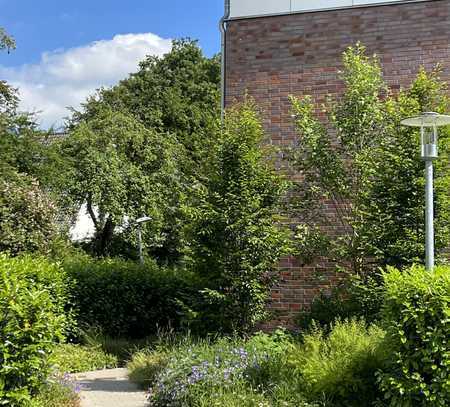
[288, 44, 450, 273]
[0, 175, 59, 255]
[293, 319, 387, 406]
[378, 266, 450, 406]
[49, 344, 118, 374]
[63, 255, 201, 338]
[296, 273, 384, 330]
[0, 255, 70, 406]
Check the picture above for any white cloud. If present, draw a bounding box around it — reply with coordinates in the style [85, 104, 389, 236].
[0, 33, 172, 129]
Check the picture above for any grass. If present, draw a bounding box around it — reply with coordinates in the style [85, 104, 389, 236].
[127, 349, 169, 388]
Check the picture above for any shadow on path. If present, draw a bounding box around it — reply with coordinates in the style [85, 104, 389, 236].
[73, 369, 148, 407]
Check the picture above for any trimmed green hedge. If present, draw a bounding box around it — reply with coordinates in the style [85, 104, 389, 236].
[64, 256, 201, 339]
[0, 255, 70, 406]
[379, 265, 450, 406]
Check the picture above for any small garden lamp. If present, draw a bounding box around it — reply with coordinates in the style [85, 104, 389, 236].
[401, 112, 450, 271]
[135, 216, 152, 265]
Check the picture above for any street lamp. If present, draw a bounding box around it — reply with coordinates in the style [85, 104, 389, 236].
[135, 216, 152, 265]
[401, 112, 450, 271]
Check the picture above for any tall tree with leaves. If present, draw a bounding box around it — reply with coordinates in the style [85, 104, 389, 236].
[288, 43, 450, 273]
[187, 102, 290, 333]
[58, 107, 182, 257]
[64, 39, 220, 259]
[70, 39, 220, 176]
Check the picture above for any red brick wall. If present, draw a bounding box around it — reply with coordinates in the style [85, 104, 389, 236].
[224, 0, 450, 327]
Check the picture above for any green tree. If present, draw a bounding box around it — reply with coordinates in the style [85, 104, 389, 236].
[58, 107, 182, 257]
[0, 28, 15, 52]
[187, 102, 290, 333]
[288, 43, 450, 272]
[70, 39, 220, 176]
[64, 39, 220, 260]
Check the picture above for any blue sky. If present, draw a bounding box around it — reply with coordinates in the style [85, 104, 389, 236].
[0, 0, 224, 128]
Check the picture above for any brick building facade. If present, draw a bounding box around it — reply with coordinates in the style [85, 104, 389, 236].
[223, 0, 450, 325]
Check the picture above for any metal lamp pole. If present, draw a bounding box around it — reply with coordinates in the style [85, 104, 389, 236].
[135, 216, 152, 265]
[401, 112, 450, 271]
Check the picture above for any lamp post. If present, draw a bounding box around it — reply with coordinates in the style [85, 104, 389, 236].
[401, 112, 450, 271]
[135, 216, 151, 265]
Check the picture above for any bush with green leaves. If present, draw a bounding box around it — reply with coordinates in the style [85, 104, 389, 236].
[0, 255, 71, 406]
[292, 319, 387, 406]
[64, 255, 202, 339]
[296, 273, 384, 330]
[187, 101, 290, 333]
[378, 266, 450, 406]
[49, 344, 118, 374]
[0, 174, 59, 255]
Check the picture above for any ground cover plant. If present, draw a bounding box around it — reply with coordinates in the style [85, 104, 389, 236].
[127, 322, 388, 406]
[31, 373, 81, 407]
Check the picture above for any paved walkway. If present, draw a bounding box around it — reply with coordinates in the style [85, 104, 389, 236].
[73, 368, 148, 407]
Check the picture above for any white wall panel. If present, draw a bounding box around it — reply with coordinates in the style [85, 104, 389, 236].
[229, 0, 290, 18]
[292, 0, 352, 12]
[229, 0, 420, 18]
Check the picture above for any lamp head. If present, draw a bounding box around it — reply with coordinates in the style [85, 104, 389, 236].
[136, 216, 152, 224]
[401, 112, 450, 161]
[401, 112, 450, 128]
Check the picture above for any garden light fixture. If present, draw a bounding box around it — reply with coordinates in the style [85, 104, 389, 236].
[401, 112, 450, 271]
[135, 216, 152, 265]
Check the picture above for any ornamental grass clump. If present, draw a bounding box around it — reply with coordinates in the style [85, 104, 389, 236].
[292, 319, 387, 406]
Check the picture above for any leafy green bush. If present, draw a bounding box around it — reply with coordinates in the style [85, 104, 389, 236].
[63, 255, 201, 338]
[296, 273, 384, 330]
[378, 266, 450, 406]
[0, 255, 71, 406]
[0, 175, 59, 255]
[50, 344, 118, 374]
[293, 319, 387, 406]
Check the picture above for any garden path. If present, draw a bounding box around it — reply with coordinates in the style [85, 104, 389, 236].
[73, 368, 147, 407]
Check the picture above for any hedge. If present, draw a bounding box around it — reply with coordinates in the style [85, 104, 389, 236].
[63, 256, 202, 339]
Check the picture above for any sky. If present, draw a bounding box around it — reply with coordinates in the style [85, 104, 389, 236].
[0, 0, 224, 129]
